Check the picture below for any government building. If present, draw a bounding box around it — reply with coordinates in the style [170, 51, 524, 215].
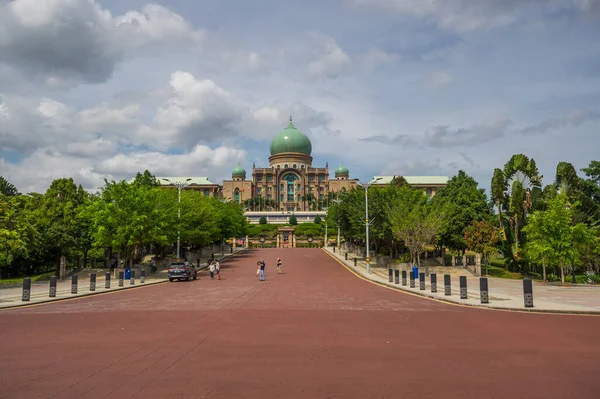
[159, 118, 448, 222]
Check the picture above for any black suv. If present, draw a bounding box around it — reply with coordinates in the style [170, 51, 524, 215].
[168, 262, 197, 282]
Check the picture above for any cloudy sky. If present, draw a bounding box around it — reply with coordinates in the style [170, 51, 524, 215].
[1, 0, 599, 194]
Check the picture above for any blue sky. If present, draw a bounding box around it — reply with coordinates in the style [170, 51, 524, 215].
[0, 0, 599, 193]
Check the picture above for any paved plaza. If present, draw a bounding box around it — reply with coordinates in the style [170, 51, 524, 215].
[1, 248, 599, 398]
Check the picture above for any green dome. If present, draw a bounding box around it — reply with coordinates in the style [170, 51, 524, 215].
[335, 162, 349, 176]
[232, 164, 246, 178]
[269, 118, 312, 156]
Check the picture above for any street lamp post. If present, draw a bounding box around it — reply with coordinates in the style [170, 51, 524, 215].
[163, 178, 192, 260]
[358, 178, 382, 274]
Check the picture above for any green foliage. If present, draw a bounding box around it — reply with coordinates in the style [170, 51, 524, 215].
[0, 176, 19, 196]
[289, 214, 298, 225]
[132, 170, 160, 187]
[464, 220, 499, 265]
[313, 215, 322, 224]
[246, 224, 279, 238]
[294, 222, 322, 237]
[432, 170, 492, 250]
[523, 193, 595, 283]
[259, 216, 267, 225]
[388, 186, 444, 266]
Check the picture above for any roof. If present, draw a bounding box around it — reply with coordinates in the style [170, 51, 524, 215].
[269, 118, 312, 156]
[372, 175, 449, 186]
[157, 177, 216, 186]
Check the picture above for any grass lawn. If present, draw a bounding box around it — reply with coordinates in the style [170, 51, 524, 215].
[0, 272, 55, 285]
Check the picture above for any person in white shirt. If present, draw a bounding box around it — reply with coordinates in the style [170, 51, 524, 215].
[209, 262, 216, 279]
[215, 261, 221, 280]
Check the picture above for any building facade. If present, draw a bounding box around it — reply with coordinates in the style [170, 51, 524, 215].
[159, 118, 449, 214]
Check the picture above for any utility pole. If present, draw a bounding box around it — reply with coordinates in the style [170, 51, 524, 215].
[162, 178, 192, 260]
[358, 178, 381, 273]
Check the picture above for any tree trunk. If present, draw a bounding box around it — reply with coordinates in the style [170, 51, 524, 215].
[542, 263, 547, 282]
[560, 262, 565, 285]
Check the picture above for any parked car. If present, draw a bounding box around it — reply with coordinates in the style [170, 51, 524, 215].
[168, 262, 197, 282]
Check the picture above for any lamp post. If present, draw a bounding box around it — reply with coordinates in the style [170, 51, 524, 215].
[162, 178, 192, 260]
[358, 178, 382, 274]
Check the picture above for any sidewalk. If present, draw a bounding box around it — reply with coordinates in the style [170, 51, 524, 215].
[0, 248, 247, 310]
[324, 247, 600, 314]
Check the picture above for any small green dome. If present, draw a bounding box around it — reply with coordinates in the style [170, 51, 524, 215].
[269, 118, 312, 156]
[335, 162, 349, 176]
[232, 164, 246, 178]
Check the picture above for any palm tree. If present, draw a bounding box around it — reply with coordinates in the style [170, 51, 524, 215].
[0, 176, 19, 196]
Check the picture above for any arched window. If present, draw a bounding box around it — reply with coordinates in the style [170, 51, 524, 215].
[234, 188, 240, 204]
[277, 165, 280, 169]
[425, 188, 432, 202]
[282, 173, 299, 202]
[284, 164, 288, 169]
[301, 165, 305, 169]
[293, 164, 297, 169]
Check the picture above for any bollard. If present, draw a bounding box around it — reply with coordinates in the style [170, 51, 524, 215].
[394, 269, 400, 284]
[480, 277, 489, 304]
[49, 276, 57, 297]
[118, 271, 124, 287]
[409, 271, 415, 288]
[459, 276, 467, 299]
[71, 274, 78, 294]
[105, 272, 111, 289]
[22, 277, 31, 301]
[354, 257, 357, 266]
[523, 279, 534, 308]
[388, 269, 393, 283]
[419, 273, 425, 290]
[90, 273, 96, 291]
[333, 247, 336, 253]
[444, 274, 451, 295]
[130, 270, 136, 285]
[141, 269, 146, 284]
[402, 270, 407, 286]
[345, 252, 348, 261]
[431, 273, 437, 293]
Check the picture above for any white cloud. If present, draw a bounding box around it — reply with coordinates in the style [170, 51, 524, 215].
[0, 0, 204, 86]
[308, 36, 351, 79]
[428, 71, 454, 88]
[345, 0, 595, 33]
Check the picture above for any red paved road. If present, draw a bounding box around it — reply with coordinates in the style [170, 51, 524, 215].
[1, 249, 599, 399]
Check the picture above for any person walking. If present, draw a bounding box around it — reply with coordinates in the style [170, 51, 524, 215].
[276, 257, 282, 274]
[209, 262, 216, 279]
[215, 260, 221, 280]
[258, 259, 265, 281]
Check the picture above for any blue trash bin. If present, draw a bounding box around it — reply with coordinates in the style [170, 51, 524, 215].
[124, 268, 131, 280]
[412, 265, 418, 280]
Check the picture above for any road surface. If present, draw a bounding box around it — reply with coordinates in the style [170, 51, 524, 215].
[1, 248, 599, 398]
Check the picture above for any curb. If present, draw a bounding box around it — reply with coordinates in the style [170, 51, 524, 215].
[0, 279, 168, 311]
[323, 249, 600, 317]
[1, 248, 248, 311]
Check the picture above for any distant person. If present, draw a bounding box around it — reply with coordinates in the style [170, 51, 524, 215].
[209, 262, 216, 279]
[276, 257, 282, 274]
[215, 261, 221, 280]
[258, 259, 266, 281]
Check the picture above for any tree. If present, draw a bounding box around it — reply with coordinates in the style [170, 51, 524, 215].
[388, 186, 444, 273]
[464, 220, 499, 275]
[259, 216, 267, 225]
[313, 215, 322, 224]
[522, 193, 591, 284]
[132, 170, 160, 187]
[0, 176, 19, 196]
[289, 214, 298, 225]
[491, 168, 506, 229]
[432, 170, 492, 252]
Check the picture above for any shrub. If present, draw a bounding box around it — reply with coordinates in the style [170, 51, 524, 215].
[259, 216, 267, 225]
[314, 215, 322, 224]
[289, 214, 298, 225]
